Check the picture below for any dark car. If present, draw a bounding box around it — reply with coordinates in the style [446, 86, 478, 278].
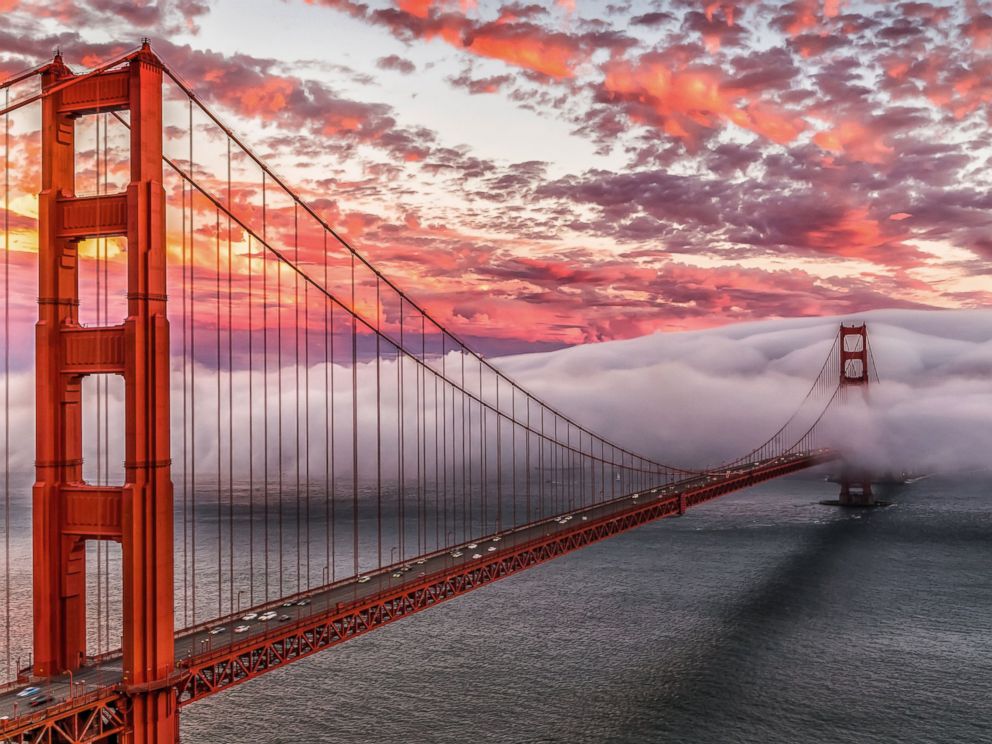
[29, 694, 54, 708]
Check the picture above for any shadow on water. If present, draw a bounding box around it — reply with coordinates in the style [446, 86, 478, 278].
[552, 495, 901, 744]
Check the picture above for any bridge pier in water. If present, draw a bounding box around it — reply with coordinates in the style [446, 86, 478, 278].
[34, 44, 177, 742]
[822, 323, 885, 508]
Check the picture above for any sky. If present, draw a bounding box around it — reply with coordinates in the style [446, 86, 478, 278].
[2, 0, 992, 353]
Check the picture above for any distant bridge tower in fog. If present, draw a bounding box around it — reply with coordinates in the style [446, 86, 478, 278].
[836, 323, 876, 506]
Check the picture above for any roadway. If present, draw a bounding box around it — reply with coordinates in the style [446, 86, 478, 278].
[0, 451, 830, 729]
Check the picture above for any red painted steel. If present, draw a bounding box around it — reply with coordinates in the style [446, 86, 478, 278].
[1, 452, 834, 742]
[33, 45, 176, 742]
[837, 324, 873, 505]
[839, 323, 869, 387]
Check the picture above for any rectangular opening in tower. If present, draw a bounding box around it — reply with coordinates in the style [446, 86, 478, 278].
[76, 236, 128, 327]
[843, 358, 865, 380]
[73, 114, 130, 197]
[81, 373, 125, 486]
[842, 332, 865, 352]
[85, 538, 122, 659]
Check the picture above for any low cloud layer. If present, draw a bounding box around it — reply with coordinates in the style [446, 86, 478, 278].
[2, 308, 987, 486]
[497, 308, 992, 474]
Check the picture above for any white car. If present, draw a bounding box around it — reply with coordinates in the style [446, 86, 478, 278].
[259, 611, 277, 621]
[234, 624, 250, 633]
[472, 553, 482, 559]
[416, 559, 426, 565]
[358, 576, 371, 583]
[450, 551, 463, 558]
[487, 546, 496, 552]
[392, 572, 403, 578]
[241, 612, 258, 621]
[467, 543, 478, 549]
[491, 536, 501, 543]
[16, 686, 39, 698]
[581, 516, 588, 521]
[209, 626, 226, 635]
[296, 599, 310, 607]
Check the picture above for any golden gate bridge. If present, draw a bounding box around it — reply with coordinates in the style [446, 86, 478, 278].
[0, 44, 879, 743]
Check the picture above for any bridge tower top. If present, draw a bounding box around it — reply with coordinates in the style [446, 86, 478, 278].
[839, 323, 870, 388]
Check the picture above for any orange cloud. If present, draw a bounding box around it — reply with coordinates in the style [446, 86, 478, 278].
[462, 22, 588, 78]
[397, 0, 434, 17]
[804, 207, 914, 265]
[603, 56, 805, 147]
[812, 120, 893, 164]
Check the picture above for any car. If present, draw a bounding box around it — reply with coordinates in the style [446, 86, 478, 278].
[400, 566, 412, 573]
[392, 572, 403, 578]
[581, 516, 588, 521]
[0, 714, 9, 722]
[278, 614, 291, 622]
[259, 611, 277, 621]
[491, 536, 501, 542]
[234, 624, 250, 633]
[450, 551, 463, 558]
[16, 686, 39, 698]
[467, 543, 478, 549]
[296, 599, 310, 607]
[209, 626, 226, 635]
[241, 612, 258, 621]
[358, 576, 371, 583]
[563, 515, 573, 521]
[487, 546, 496, 552]
[281, 601, 295, 607]
[29, 694, 54, 708]
[472, 553, 482, 559]
[631, 494, 639, 500]
[415, 559, 426, 565]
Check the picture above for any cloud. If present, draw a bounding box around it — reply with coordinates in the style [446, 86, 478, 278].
[376, 54, 416, 74]
[3, 309, 986, 484]
[498, 308, 992, 474]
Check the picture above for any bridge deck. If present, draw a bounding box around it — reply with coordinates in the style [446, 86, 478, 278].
[0, 450, 835, 740]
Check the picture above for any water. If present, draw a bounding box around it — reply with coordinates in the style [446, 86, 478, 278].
[178, 473, 992, 743]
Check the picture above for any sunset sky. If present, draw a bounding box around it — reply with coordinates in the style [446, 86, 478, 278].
[2, 0, 992, 353]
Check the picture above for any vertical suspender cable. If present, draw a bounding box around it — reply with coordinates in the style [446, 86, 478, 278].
[181, 147, 189, 627]
[441, 337, 447, 546]
[95, 116, 104, 654]
[398, 300, 405, 559]
[294, 204, 301, 592]
[375, 278, 382, 568]
[189, 98, 197, 624]
[419, 315, 425, 553]
[101, 115, 110, 651]
[215, 207, 222, 617]
[247, 232, 255, 606]
[277, 198, 284, 598]
[330, 291, 337, 582]
[496, 374, 501, 531]
[3, 86, 10, 677]
[433, 342, 440, 550]
[304, 216, 311, 589]
[262, 173, 270, 601]
[227, 140, 234, 611]
[351, 253, 358, 576]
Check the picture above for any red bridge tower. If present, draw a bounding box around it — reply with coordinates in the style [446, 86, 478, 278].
[836, 323, 874, 506]
[35, 44, 176, 741]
